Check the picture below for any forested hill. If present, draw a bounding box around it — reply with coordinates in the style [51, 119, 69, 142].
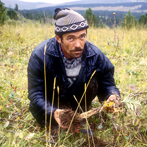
[20, 2, 147, 21]
[22, 2, 147, 13]
[8, 1, 144, 28]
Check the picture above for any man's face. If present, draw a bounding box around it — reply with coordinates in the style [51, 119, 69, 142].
[56, 29, 87, 60]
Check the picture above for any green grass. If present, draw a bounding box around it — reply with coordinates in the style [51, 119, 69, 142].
[0, 21, 147, 146]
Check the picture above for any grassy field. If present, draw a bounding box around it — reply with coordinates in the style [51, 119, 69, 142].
[0, 21, 147, 147]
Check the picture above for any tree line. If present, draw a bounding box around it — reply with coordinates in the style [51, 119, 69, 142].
[84, 8, 147, 28]
[0, 1, 147, 29]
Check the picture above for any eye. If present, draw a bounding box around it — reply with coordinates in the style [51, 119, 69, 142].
[80, 35, 86, 40]
[68, 37, 74, 42]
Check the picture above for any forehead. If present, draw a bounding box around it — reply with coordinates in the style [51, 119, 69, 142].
[63, 29, 87, 38]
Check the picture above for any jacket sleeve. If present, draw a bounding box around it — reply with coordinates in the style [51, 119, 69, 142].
[27, 49, 57, 127]
[97, 53, 120, 102]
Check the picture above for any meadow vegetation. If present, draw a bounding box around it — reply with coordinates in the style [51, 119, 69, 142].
[0, 21, 147, 146]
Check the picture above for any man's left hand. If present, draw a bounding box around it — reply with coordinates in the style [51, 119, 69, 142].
[107, 94, 122, 107]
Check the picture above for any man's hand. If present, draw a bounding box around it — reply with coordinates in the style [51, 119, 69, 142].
[107, 94, 122, 107]
[107, 95, 116, 103]
[54, 109, 82, 133]
[54, 109, 68, 129]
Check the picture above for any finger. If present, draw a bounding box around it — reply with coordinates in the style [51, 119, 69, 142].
[108, 95, 116, 101]
[60, 124, 68, 129]
[107, 98, 113, 103]
[110, 97, 114, 101]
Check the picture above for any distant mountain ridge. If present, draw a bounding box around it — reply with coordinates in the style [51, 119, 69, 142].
[2, 0, 147, 10]
[31, 2, 147, 14]
[64, 0, 131, 5]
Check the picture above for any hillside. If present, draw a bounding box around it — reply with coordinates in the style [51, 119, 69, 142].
[1, 0, 54, 10]
[18, 2, 147, 28]
[0, 22, 147, 147]
[21, 2, 147, 13]
[36, 2, 147, 12]
[20, 2, 147, 20]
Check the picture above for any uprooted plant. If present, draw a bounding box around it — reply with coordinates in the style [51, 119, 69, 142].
[59, 92, 141, 134]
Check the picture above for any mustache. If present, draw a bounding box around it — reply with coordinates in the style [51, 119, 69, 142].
[70, 47, 83, 52]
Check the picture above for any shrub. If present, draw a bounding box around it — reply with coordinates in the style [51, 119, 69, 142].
[7, 9, 18, 20]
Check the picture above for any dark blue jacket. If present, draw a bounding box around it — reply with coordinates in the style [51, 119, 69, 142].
[27, 37, 120, 126]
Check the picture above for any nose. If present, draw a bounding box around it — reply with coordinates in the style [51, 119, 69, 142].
[74, 39, 81, 48]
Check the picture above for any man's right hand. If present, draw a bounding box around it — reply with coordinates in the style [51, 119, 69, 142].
[54, 109, 68, 129]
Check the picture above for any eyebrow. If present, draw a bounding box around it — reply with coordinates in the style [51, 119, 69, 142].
[67, 35, 75, 38]
[67, 33, 86, 38]
[80, 33, 86, 36]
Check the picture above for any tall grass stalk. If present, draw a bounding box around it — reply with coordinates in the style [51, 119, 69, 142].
[44, 44, 56, 146]
[84, 83, 90, 147]
[63, 70, 96, 144]
[57, 86, 60, 145]
[113, 13, 116, 42]
[73, 95, 94, 142]
[73, 95, 96, 147]
[83, 83, 95, 147]
[44, 44, 48, 146]
[49, 77, 56, 145]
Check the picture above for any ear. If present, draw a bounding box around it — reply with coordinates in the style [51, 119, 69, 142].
[55, 35, 61, 44]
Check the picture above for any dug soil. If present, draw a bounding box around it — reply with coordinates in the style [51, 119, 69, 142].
[59, 109, 82, 132]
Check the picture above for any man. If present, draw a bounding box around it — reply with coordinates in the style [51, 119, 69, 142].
[27, 8, 120, 128]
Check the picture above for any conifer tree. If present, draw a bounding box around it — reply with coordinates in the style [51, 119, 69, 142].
[7, 9, 18, 20]
[14, 4, 18, 11]
[139, 13, 147, 26]
[122, 10, 137, 29]
[0, 0, 7, 24]
[84, 8, 98, 27]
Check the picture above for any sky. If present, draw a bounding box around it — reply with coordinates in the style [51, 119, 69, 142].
[20, 0, 79, 4]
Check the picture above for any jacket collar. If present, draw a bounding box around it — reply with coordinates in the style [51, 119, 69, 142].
[46, 37, 96, 58]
